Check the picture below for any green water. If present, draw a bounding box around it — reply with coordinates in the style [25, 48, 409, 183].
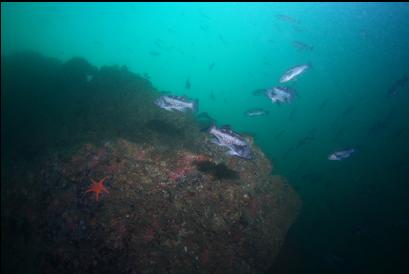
[2, 3, 409, 273]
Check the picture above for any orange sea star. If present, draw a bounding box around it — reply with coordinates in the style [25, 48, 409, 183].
[85, 177, 109, 201]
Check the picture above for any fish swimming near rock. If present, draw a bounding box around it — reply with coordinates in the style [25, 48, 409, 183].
[265, 86, 296, 104]
[154, 95, 198, 112]
[328, 148, 356, 161]
[279, 64, 310, 83]
[245, 108, 269, 117]
[208, 124, 252, 159]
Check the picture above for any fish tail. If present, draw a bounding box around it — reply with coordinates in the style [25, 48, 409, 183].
[192, 99, 199, 112]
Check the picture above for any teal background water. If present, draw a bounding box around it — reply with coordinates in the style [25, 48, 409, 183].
[2, 3, 409, 273]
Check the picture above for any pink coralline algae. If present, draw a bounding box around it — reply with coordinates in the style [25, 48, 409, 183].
[169, 152, 209, 181]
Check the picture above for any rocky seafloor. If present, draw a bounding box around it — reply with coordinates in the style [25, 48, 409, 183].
[1, 52, 300, 274]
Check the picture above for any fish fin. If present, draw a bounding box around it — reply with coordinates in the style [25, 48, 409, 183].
[225, 149, 238, 156]
[205, 123, 217, 133]
[192, 99, 199, 112]
[211, 138, 221, 145]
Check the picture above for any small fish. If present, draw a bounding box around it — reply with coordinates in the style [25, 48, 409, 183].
[219, 34, 229, 45]
[367, 121, 387, 136]
[185, 77, 191, 89]
[210, 92, 216, 101]
[292, 41, 314, 51]
[319, 98, 330, 110]
[288, 107, 296, 120]
[332, 128, 344, 141]
[279, 64, 310, 83]
[281, 147, 294, 160]
[367, 109, 395, 136]
[245, 108, 269, 117]
[275, 14, 299, 24]
[388, 75, 408, 97]
[274, 129, 286, 140]
[292, 26, 306, 32]
[154, 95, 198, 112]
[328, 148, 356, 161]
[154, 38, 164, 48]
[199, 10, 210, 19]
[342, 105, 355, 117]
[208, 62, 215, 70]
[149, 51, 161, 56]
[295, 135, 315, 149]
[208, 124, 252, 159]
[93, 40, 103, 46]
[266, 86, 296, 104]
[200, 25, 209, 32]
[394, 127, 408, 138]
[252, 88, 266, 96]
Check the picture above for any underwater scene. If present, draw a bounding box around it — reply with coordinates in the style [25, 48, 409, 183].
[1, 3, 409, 274]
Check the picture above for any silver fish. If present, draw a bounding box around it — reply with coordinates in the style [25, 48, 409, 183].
[265, 86, 296, 104]
[155, 95, 198, 112]
[208, 125, 252, 159]
[279, 64, 310, 83]
[245, 108, 269, 117]
[226, 144, 252, 160]
[328, 148, 356, 161]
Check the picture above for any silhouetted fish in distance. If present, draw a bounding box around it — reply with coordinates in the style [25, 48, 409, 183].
[149, 51, 161, 56]
[342, 105, 356, 117]
[185, 77, 191, 90]
[275, 14, 300, 24]
[210, 92, 216, 101]
[388, 75, 408, 97]
[319, 98, 330, 110]
[292, 40, 314, 51]
[252, 88, 266, 96]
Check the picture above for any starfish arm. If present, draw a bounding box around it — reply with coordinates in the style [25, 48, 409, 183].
[96, 192, 100, 201]
[85, 188, 93, 193]
[102, 187, 109, 193]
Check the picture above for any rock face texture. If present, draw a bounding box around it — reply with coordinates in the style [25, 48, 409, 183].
[2, 52, 300, 274]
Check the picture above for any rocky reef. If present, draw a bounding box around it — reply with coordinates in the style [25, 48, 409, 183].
[2, 52, 300, 274]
